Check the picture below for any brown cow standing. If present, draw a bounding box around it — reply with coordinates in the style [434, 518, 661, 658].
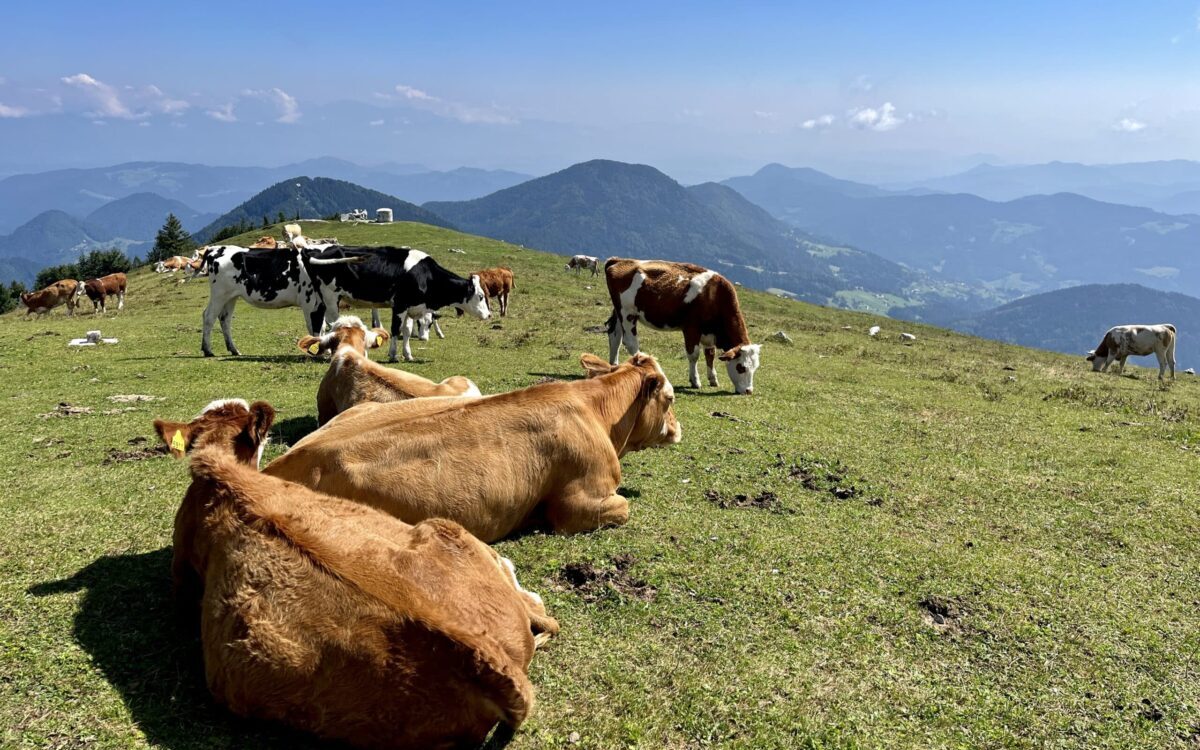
[154, 398, 558, 749]
[20, 279, 83, 317]
[84, 272, 127, 313]
[265, 353, 681, 542]
[475, 267, 514, 316]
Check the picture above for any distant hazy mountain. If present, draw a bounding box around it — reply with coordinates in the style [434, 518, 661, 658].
[85, 193, 216, 240]
[0, 209, 149, 283]
[893, 160, 1200, 215]
[196, 176, 454, 241]
[426, 159, 990, 318]
[0, 158, 533, 234]
[953, 283, 1200, 368]
[723, 165, 1200, 299]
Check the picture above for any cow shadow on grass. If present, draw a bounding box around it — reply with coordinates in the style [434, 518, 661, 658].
[273, 415, 319, 447]
[27, 549, 326, 749]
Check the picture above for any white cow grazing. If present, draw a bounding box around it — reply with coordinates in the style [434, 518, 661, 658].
[1087, 324, 1177, 380]
[565, 254, 600, 276]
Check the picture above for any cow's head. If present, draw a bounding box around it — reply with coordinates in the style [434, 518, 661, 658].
[564, 262, 573, 272]
[298, 316, 388, 357]
[1087, 334, 1112, 371]
[19, 292, 31, 304]
[153, 399, 275, 468]
[455, 274, 491, 320]
[581, 352, 681, 450]
[719, 344, 762, 395]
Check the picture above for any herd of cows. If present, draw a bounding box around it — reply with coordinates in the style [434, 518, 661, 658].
[9, 223, 1183, 748]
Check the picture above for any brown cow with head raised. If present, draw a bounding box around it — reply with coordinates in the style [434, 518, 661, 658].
[265, 352, 681, 542]
[20, 279, 83, 317]
[298, 315, 481, 425]
[475, 267, 514, 316]
[84, 272, 127, 313]
[154, 398, 557, 749]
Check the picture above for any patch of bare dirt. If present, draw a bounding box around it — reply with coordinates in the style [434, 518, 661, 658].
[781, 454, 874, 502]
[39, 402, 92, 418]
[107, 394, 161, 403]
[703, 489, 791, 514]
[103, 444, 169, 464]
[710, 411, 745, 423]
[555, 554, 657, 602]
[919, 596, 964, 630]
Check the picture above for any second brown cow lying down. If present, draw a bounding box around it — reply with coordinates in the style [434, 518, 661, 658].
[155, 399, 557, 750]
[299, 315, 481, 425]
[265, 353, 681, 542]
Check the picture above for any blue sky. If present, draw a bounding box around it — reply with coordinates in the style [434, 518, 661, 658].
[2, 1, 1200, 181]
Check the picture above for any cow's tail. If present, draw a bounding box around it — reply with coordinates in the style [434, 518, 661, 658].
[605, 309, 619, 335]
[307, 255, 366, 266]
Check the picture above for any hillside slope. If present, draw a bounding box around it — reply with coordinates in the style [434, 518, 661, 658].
[195, 176, 453, 241]
[427, 159, 990, 318]
[2, 220, 1197, 749]
[724, 165, 1200, 298]
[0, 210, 133, 281]
[85, 193, 216, 240]
[955, 282, 1200, 367]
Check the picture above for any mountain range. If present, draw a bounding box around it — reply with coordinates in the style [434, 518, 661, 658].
[722, 163, 1200, 300]
[195, 177, 453, 242]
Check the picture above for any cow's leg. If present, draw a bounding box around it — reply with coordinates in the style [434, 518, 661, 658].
[1117, 356, 1128, 375]
[1155, 349, 1168, 381]
[500, 292, 508, 317]
[606, 311, 623, 365]
[682, 328, 702, 388]
[545, 491, 630, 535]
[117, 291, 125, 311]
[201, 298, 220, 356]
[621, 315, 640, 358]
[432, 316, 445, 339]
[387, 307, 403, 363]
[219, 299, 240, 356]
[401, 315, 416, 362]
[705, 346, 719, 387]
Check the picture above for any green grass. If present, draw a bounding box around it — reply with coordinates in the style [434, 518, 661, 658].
[2, 221, 1198, 749]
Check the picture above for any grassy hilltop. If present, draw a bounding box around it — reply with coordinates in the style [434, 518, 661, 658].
[1, 221, 1198, 749]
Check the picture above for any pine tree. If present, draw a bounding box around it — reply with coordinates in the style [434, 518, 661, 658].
[148, 214, 196, 264]
[277, 210, 287, 224]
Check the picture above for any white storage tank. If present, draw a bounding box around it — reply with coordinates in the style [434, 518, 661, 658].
[376, 208, 393, 223]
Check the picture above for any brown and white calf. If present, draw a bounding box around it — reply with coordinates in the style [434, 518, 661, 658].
[20, 279, 83, 316]
[565, 254, 599, 276]
[476, 267, 514, 316]
[248, 236, 279, 249]
[604, 258, 762, 394]
[299, 316, 481, 425]
[154, 399, 557, 749]
[265, 353, 681, 542]
[1087, 324, 1177, 380]
[83, 272, 127, 313]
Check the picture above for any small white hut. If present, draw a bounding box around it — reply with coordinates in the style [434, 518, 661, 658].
[376, 208, 393, 223]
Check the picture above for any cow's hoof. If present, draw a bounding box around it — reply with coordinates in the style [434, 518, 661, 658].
[708, 379, 719, 387]
[202, 351, 214, 358]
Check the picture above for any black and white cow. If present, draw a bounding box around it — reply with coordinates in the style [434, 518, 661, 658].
[306, 245, 489, 362]
[199, 245, 353, 357]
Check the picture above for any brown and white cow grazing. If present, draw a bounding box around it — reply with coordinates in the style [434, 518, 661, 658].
[155, 398, 557, 749]
[299, 316, 481, 425]
[475, 267, 514, 316]
[83, 272, 127, 313]
[265, 353, 680, 542]
[565, 254, 600, 276]
[20, 279, 83, 317]
[604, 258, 762, 394]
[1087, 324, 1177, 380]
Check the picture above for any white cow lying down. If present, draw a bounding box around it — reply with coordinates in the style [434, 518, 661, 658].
[1087, 323, 1177, 380]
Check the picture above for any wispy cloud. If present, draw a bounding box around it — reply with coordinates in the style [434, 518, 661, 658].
[753, 110, 777, 120]
[800, 114, 835, 130]
[61, 73, 133, 118]
[243, 87, 301, 123]
[849, 74, 875, 93]
[143, 84, 189, 115]
[206, 102, 236, 122]
[368, 119, 384, 126]
[1112, 117, 1147, 133]
[0, 102, 30, 118]
[848, 102, 908, 131]
[381, 83, 518, 125]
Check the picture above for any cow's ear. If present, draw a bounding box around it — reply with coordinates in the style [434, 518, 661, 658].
[370, 328, 390, 347]
[641, 372, 664, 399]
[154, 419, 192, 458]
[580, 353, 613, 378]
[298, 336, 323, 356]
[247, 401, 276, 445]
[718, 346, 742, 362]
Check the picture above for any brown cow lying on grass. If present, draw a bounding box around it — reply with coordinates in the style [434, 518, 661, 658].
[476, 267, 514, 316]
[20, 279, 83, 316]
[154, 398, 557, 749]
[265, 352, 681, 542]
[299, 316, 481, 425]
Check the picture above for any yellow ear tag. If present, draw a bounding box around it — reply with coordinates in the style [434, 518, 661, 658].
[170, 430, 185, 452]
[308, 342, 321, 355]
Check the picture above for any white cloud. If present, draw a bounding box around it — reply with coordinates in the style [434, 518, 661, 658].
[0, 102, 30, 118]
[61, 72, 133, 118]
[801, 114, 835, 130]
[1113, 117, 1147, 132]
[369, 119, 384, 126]
[206, 102, 237, 122]
[384, 83, 518, 125]
[143, 84, 189, 115]
[753, 110, 777, 120]
[138, 121, 150, 127]
[850, 74, 875, 93]
[242, 87, 301, 123]
[848, 102, 908, 131]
